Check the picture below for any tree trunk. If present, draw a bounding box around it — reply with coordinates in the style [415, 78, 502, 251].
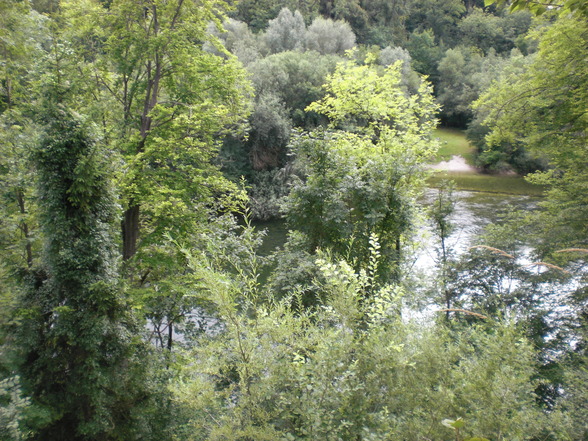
[122, 204, 140, 260]
[16, 189, 33, 268]
[121, 4, 162, 262]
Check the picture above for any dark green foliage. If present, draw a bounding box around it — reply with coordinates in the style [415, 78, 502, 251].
[474, 15, 588, 250]
[405, 29, 444, 83]
[224, 50, 340, 180]
[436, 46, 534, 128]
[14, 106, 149, 440]
[406, 0, 466, 46]
[248, 93, 292, 170]
[278, 130, 426, 292]
[232, 0, 319, 32]
[458, 9, 532, 54]
[467, 118, 547, 173]
[248, 167, 295, 220]
[2, 1, 588, 439]
[176, 238, 551, 440]
[443, 218, 585, 408]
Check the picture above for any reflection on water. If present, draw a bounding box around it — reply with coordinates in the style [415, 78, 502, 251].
[414, 189, 540, 270]
[254, 190, 540, 268]
[253, 218, 289, 256]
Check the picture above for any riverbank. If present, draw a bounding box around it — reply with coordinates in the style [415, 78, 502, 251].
[428, 170, 546, 196]
[430, 128, 545, 196]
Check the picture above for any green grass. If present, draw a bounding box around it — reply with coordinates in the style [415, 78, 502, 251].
[432, 127, 475, 164]
[428, 171, 546, 196]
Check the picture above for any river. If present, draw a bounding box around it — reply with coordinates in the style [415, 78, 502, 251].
[254, 189, 540, 270]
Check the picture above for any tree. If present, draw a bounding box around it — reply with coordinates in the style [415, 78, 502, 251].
[306, 55, 438, 140]
[358, 0, 410, 45]
[66, 0, 251, 262]
[458, 8, 532, 54]
[248, 50, 341, 125]
[232, 0, 319, 32]
[264, 7, 306, 54]
[278, 58, 439, 288]
[486, 0, 588, 17]
[406, 0, 466, 45]
[0, 0, 48, 272]
[304, 16, 356, 55]
[0, 0, 48, 376]
[405, 29, 444, 83]
[247, 92, 292, 170]
[465, 49, 540, 172]
[474, 16, 588, 251]
[15, 102, 149, 440]
[378, 46, 421, 94]
[331, 0, 369, 43]
[174, 238, 550, 440]
[0, 0, 46, 113]
[204, 18, 263, 66]
[428, 181, 456, 318]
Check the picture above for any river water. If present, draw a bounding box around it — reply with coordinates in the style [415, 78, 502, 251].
[254, 189, 540, 269]
[413, 189, 539, 270]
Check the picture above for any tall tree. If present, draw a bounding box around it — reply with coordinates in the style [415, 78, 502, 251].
[65, 0, 251, 262]
[16, 97, 147, 439]
[278, 57, 439, 289]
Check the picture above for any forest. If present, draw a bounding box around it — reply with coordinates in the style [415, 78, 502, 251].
[0, 0, 587, 439]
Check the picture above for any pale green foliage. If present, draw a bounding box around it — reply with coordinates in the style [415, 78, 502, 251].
[0, 110, 41, 273]
[556, 355, 588, 439]
[239, 50, 341, 173]
[304, 17, 356, 55]
[377, 46, 421, 94]
[278, 57, 438, 285]
[264, 8, 306, 54]
[248, 51, 341, 121]
[59, 0, 254, 341]
[65, 0, 252, 230]
[0, 0, 47, 111]
[307, 56, 438, 141]
[485, 0, 588, 17]
[0, 0, 47, 289]
[205, 19, 263, 66]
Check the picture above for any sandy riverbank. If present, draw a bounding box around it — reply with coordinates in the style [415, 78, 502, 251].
[428, 155, 477, 172]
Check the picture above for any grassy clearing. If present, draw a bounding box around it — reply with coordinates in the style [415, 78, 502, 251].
[428, 171, 546, 196]
[433, 127, 475, 164]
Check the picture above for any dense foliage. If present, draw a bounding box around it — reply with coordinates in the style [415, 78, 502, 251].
[0, 0, 586, 439]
